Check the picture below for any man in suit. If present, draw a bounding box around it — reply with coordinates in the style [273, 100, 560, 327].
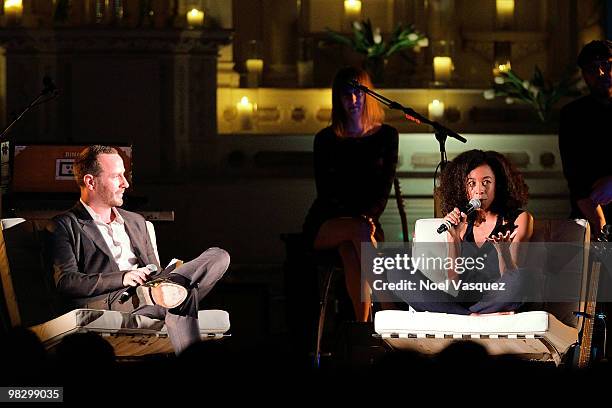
[47, 145, 230, 354]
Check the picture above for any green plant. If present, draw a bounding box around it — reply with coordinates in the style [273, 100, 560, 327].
[327, 19, 428, 60]
[327, 19, 429, 82]
[483, 66, 583, 122]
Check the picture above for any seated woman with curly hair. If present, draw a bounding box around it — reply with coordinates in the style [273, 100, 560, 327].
[391, 149, 533, 315]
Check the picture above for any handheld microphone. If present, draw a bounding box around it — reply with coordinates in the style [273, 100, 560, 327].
[41, 76, 58, 96]
[118, 264, 158, 304]
[437, 198, 481, 234]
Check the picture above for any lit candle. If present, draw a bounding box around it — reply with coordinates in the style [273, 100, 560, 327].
[344, 0, 361, 22]
[433, 56, 452, 83]
[4, 0, 23, 25]
[246, 59, 263, 74]
[493, 60, 512, 76]
[186, 8, 204, 27]
[496, 0, 514, 28]
[428, 99, 445, 120]
[236, 96, 254, 130]
[246, 58, 263, 88]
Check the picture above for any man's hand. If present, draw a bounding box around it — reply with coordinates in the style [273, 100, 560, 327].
[590, 176, 612, 205]
[122, 266, 154, 287]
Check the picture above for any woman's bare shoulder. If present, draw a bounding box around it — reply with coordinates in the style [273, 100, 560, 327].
[515, 211, 534, 225]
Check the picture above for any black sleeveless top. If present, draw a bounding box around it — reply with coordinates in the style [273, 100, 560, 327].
[458, 210, 523, 303]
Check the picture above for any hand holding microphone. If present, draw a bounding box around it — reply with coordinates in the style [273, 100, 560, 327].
[119, 264, 158, 304]
[437, 198, 481, 234]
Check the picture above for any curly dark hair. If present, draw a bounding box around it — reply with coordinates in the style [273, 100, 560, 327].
[439, 150, 528, 216]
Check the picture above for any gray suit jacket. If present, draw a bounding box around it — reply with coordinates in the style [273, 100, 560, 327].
[47, 202, 161, 312]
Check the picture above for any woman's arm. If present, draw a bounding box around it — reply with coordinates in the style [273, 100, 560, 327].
[360, 127, 399, 218]
[313, 129, 336, 200]
[443, 208, 467, 282]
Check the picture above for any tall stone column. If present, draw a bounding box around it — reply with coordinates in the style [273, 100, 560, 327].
[262, 0, 298, 86]
[205, 0, 239, 87]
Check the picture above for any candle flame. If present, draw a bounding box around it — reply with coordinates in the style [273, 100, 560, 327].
[345, 0, 361, 9]
[5, 0, 23, 7]
[492, 61, 512, 76]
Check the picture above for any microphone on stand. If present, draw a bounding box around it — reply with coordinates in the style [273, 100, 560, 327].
[437, 198, 481, 234]
[348, 79, 367, 91]
[118, 264, 158, 304]
[0, 75, 61, 143]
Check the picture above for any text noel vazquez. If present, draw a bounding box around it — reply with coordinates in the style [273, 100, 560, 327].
[372, 279, 507, 293]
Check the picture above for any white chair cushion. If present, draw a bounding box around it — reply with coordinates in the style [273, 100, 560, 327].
[413, 218, 448, 244]
[30, 309, 230, 356]
[375, 310, 577, 360]
[1, 218, 26, 230]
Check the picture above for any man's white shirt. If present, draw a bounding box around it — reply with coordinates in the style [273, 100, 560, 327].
[80, 199, 139, 271]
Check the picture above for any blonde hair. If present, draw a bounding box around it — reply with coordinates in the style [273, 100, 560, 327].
[330, 67, 384, 137]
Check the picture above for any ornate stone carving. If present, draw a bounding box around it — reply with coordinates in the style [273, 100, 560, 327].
[461, 31, 548, 64]
[0, 28, 232, 55]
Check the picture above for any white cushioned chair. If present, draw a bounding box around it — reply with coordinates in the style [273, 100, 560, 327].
[0, 218, 230, 357]
[374, 218, 594, 366]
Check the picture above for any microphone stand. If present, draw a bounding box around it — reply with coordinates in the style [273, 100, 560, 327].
[350, 80, 467, 216]
[0, 89, 59, 141]
[0, 82, 59, 217]
[350, 80, 466, 167]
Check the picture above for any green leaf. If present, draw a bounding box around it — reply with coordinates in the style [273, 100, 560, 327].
[363, 19, 375, 44]
[325, 28, 353, 47]
[503, 70, 525, 87]
[391, 24, 402, 41]
[532, 65, 545, 87]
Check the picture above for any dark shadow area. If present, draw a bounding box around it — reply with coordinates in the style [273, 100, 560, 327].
[1, 324, 612, 403]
